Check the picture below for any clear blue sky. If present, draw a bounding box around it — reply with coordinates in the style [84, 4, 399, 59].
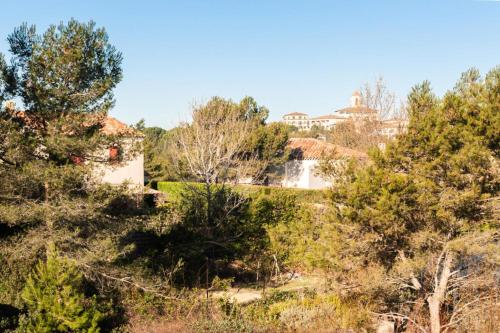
[1, 0, 499, 128]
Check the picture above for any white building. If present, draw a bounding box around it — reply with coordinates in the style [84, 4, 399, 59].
[281, 138, 367, 189]
[335, 91, 378, 122]
[4, 103, 144, 191]
[309, 114, 347, 130]
[379, 118, 409, 139]
[282, 112, 309, 130]
[94, 117, 144, 190]
[281, 91, 379, 131]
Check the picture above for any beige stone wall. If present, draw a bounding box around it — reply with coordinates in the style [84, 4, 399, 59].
[93, 139, 144, 190]
[99, 153, 144, 189]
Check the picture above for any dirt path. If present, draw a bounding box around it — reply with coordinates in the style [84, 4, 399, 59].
[211, 275, 324, 304]
[212, 288, 262, 304]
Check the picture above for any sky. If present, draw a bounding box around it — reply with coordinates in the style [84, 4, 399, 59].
[0, 0, 499, 128]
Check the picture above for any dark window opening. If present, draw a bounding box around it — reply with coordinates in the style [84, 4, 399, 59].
[109, 145, 122, 163]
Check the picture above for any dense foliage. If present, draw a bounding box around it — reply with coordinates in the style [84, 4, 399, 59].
[283, 67, 500, 332]
[0, 20, 133, 332]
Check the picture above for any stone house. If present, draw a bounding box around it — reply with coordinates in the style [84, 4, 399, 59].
[4, 103, 144, 190]
[280, 138, 366, 189]
[94, 117, 144, 190]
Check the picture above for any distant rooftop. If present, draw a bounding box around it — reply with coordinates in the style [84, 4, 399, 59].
[101, 117, 142, 137]
[310, 114, 346, 120]
[335, 106, 377, 114]
[6, 102, 141, 137]
[284, 112, 308, 116]
[287, 138, 367, 160]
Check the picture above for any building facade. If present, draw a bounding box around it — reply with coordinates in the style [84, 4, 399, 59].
[282, 112, 309, 130]
[95, 117, 144, 190]
[282, 91, 378, 131]
[280, 138, 367, 189]
[282, 91, 407, 137]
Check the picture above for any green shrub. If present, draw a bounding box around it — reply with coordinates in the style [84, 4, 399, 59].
[19, 243, 104, 333]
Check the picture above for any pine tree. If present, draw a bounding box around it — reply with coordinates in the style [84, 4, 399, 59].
[20, 243, 102, 333]
[323, 66, 500, 332]
[0, 20, 129, 306]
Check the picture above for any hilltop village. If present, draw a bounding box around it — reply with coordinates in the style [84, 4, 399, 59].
[282, 91, 407, 138]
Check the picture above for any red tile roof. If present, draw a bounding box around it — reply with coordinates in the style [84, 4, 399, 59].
[8, 109, 45, 130]
[287, 138, 367, 160]
[7, 108, 141, 137]
[101, 117, 141, 136]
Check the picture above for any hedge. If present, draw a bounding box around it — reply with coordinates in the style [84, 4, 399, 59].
[156, 181, 327, 204]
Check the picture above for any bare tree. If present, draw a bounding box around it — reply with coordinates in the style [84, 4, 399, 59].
[360, 76, 401, 121]
[171, 98, 266, 253]
[174, 98, 265, 186]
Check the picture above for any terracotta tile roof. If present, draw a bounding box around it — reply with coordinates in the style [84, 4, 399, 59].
[7, 108, 141, 137]
[100, 117, 142, 137]
[310, 114, 346, 120]
[284, 112, 308, 116]
[287, 138, 367, 160]
[336, 106, 377, 114]
[8, 109, 45, 130]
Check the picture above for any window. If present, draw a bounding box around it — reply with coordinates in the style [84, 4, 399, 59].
[109, 145, 122, 164]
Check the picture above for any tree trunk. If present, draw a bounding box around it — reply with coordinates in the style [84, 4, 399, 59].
[427, 251, 453, 333]
[428, 295, 441, 333]
[205, 180, 212, 237]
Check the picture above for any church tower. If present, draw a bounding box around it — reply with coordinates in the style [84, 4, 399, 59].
[350, 91, 362, 107]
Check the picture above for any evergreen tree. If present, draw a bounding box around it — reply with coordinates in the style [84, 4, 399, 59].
[331, 67, 499, 265]
[0, 19, 127, 314]
[322, 67, 500, 332]
[0, 19, 124, 226]
[20, 243, 103, 332]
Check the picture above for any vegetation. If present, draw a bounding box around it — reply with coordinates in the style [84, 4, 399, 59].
[20, 244, 103, 332]
[157, 181, 326, 204]
[287, 68, 500, 332]
[0, 19, 498, 333]
[140, 96, 289, 185]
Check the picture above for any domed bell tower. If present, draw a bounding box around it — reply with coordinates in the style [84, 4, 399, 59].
[350, 91, 362, 107]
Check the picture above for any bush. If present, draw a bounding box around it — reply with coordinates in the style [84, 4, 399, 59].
[19, 243, 104, 332]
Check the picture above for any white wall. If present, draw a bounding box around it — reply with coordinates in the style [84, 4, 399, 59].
[93, 139, 144, 190]
[99, 153, 144, 188]
[281, 160, 331, 189]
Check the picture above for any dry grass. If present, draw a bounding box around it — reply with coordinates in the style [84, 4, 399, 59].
[127, 318, 190, 333]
